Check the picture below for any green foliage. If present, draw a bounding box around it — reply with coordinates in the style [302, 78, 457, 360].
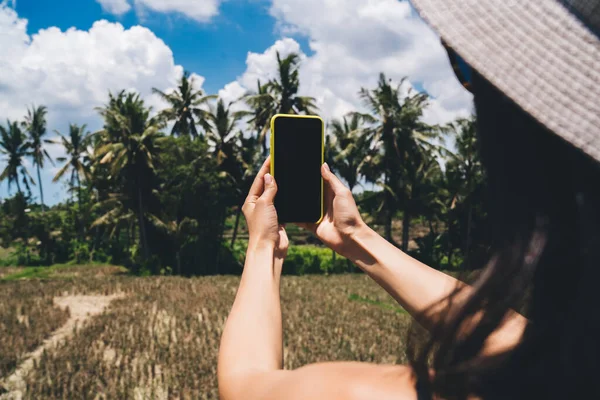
[0, 120, 34, 194]
[284, 246, 349, 275]
[0, 50, 490, 276]
[152, 71, 214, 138]
[69, 239, 90, 264]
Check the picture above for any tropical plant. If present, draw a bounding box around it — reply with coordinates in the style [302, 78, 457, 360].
[329, 113, 370, 193]
[205, 99, 245, 174]
[53, 124, 92, 205]
[0, 120, 33, 195]
[244, 80, 275, 155]
[244, 52, 318, 155]
[152, 71, 215, 138]
[443, 116, 487, 268]
[358, 73, 438, 250]
[94, 91, 165, 261]
[230, 134, 260, 248]
[23, 105, 53, 210]
[268, 52, 318, 115]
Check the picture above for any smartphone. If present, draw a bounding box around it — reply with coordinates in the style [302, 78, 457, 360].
[270, 114, 324, 224]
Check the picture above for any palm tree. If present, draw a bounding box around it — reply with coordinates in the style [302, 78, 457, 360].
[206, 99, 245, 172]
[443, 117, 485, 267]
[205, 99, 249, 257]
[23, 105, 53, 210]
[329, 113, 370, 193]
[152, 72, 215, 138]
[269, 52, 318, 115]
[0, 120, 33, 195]
[95, 90, 165, 261]
[53, 124, 92, 205]
[245, 52, 318, 155]
[244, 80, 276, 155]
[359, 73, 437, 250]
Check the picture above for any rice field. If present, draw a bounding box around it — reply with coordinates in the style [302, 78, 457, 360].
[0, 265, 412, 399]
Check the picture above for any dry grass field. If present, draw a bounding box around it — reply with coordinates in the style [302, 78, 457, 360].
[0, 265, 412, 399]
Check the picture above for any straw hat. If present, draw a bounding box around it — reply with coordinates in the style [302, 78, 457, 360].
[410, 0, 600, 161]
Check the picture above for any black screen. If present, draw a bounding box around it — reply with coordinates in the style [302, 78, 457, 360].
[272, 116, 323, 223]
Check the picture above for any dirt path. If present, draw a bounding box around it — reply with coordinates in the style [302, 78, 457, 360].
[1, 294, 124, 400]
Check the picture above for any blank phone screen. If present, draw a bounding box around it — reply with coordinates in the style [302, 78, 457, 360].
[272, 116, 323, 224]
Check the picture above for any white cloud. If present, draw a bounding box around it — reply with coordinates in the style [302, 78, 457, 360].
[223, 0, 473, 126]
[0, 4, 197, 203]
[134, 0, 220, 22]
[218, 81, 247, 109]
[95, 0, 221, 23]
[96, 0, 131, 15]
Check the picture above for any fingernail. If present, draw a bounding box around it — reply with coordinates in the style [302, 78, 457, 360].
[265, 174, 274, 185]
[323, 163, 330, 172]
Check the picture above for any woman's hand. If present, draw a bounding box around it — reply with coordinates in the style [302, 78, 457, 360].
[242, 158, 289, 259]
[298, 163, 366, 258]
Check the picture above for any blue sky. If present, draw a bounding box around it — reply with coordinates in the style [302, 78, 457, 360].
[0, 0, 473, 205]
[13, 0, 311, 94]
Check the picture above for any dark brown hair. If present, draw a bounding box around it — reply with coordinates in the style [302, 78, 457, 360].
[410, 72, 600, 399]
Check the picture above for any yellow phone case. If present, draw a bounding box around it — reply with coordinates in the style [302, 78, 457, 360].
[270, 114, 325, 224]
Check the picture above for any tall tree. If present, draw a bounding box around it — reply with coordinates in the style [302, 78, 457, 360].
[245, 52, 318, 155]
[329, 113, 370, 193]
[244, 80, 276, 155]
[95, 91, 165, 261]
[443, 117, 486, 267]
[205, 99, 245, 174]
[23, 105, 53, 210]
[53, 124, 92, 205]
[0, 120, 33, 195]
[152, 72, 215, 138]
[268, 52, 318, 115]
[359, 73, 437, 250]
[205, 99, 248, 263]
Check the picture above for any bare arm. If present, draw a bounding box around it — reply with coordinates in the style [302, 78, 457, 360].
[302, 164, 527, 356]
[218, 160, 416, 400]
[218, 244, 285, 399]
[347, 224, 527, 354]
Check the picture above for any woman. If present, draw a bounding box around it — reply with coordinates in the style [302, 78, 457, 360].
[218, 0, 600, 399]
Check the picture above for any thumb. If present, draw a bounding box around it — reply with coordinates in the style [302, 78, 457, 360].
[322, 163, 348, 195]
[260, 173, 278, 204]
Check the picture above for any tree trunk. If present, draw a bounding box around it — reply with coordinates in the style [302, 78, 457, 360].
[15, 177, 22, 195]
[137, 188, 149, 261]
[402, 207, 410, 252]
[230, 204, 243, 248]
[77, 174, 82, 209]
[36, 164, 45, 211]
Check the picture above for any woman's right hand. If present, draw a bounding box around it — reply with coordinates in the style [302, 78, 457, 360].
[298, 163, 368, 258]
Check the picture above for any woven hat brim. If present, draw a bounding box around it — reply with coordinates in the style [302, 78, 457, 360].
[411, 0, 600, 162]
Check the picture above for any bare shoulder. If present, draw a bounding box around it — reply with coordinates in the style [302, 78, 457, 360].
[284, 362, 418, 400]
[233, 362, 418, 400]
[343, 363, 418, 400]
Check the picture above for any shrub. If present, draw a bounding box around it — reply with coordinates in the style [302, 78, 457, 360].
[69, 240, 91, 264]
[222, 241, 352, 275]
[284, 246, 350, 275]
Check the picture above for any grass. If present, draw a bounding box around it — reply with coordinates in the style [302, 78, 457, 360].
[0, 265, 413, 398]
[0, 264, 127, 282]
[348, 293, 408, 314]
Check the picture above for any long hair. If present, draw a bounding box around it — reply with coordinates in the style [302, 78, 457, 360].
[409, 72, 600, 399]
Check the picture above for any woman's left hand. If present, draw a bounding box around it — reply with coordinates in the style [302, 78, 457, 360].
[242, 158, 289, 260]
